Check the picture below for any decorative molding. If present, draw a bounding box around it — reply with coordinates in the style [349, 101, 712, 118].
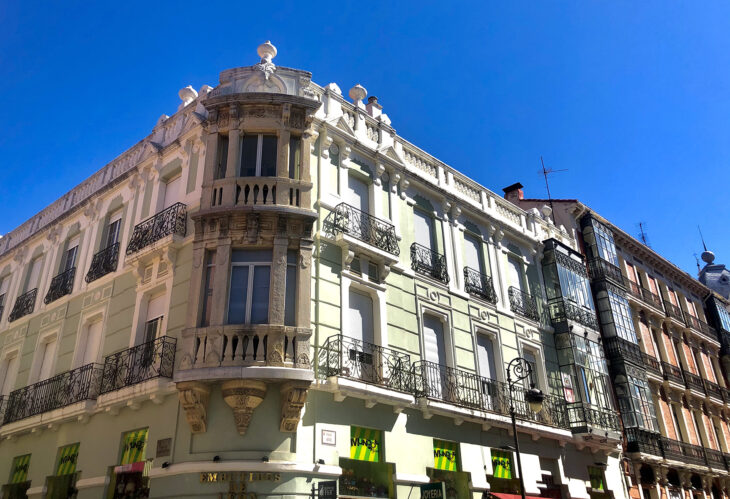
[177, 381, 211, 434]
[280, 382, 309, 432]
[221, 380, 267, 435]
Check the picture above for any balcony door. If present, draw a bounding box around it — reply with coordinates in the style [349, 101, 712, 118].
[38, 337, 57, 381]
[77, 320, 103, 367]
[507, 256, 523, 292]
[346, 289, 375, 382]
[423, 315, 447, 398]
[476, 334, 498, 409]
[0, 354, 18, 395]
[347, 175, 370, 214]
[414, 210, 435, 250]
[25, 257, 42, 293]
[63, 237, 79, 272]
[162, 175, 182, 209]
[464, 234, 484, 274]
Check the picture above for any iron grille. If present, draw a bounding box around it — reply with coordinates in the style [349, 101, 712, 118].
[100, 336, 176, 394]
[410, 243, 449, 284]
[641, 287, 664, 310]
[463, 267, 497, 304]
[44, 267, 76, 304]
[704, 380, 725, 401]
[547, 297, 598, 330]
[85, 242, 120, 283]
[508, 287, 540, 321]
[625, 427, 663, 456]
[126, 202, 187, 255]
[565, 402, 622, 432]
[3, 363, 102, 424]
[588, 258, 624, 286]
[317, 335, 412, 393]
[603, 336, 643, 366]
[8, 288, 37, 322]
[324, 203, 400, 255]
[642, 352, 662, 377]
[682, 371, 706, 395]
[661, 361, 684, 385]
[663, 300, 684, 322]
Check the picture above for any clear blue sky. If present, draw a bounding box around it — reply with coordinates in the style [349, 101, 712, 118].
[1, 1, 728, 275]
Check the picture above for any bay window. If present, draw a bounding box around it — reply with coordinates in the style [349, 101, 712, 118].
[228, 249, 272, 324]
[241, 134, 277, 177]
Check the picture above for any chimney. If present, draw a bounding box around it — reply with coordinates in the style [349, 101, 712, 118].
[366, 96, 382, 118]
[502, 182, 524, 205]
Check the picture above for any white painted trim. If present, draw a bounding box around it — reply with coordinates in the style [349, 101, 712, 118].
[148, 461, 342, 479]
[76, 475, 109, 489]
[392, 472, 430, 484]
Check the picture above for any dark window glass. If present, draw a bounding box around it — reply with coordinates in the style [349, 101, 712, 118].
[289, 137, 302, 179]
[240, 135, 258, 177]
[201, 251, 216, 327]
[216, 135, 229, 179]
[260, 135, 278, 176]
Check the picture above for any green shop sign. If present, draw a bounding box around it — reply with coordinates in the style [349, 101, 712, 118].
[491, 449, 513, 479]
[433, 440, 458, 471]
[350, 426, 381, 462]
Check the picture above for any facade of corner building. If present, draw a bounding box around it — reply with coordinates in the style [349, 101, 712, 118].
[507, 184, 730, 499]
[0, 42, 628, 499]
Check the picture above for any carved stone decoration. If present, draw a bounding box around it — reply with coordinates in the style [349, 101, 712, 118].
[221, 380, 267, 435]
[177, 381, 211, 434]
[254, 41, 277, 80]
[280, 382, 310, 432]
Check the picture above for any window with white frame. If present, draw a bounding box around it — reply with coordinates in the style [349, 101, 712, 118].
[607, 288, 638, 343]
[464, 233, 484, 274]
[0, 352, 19, 395]
[106, 211, 122, 248]
[76, 319, 103, 367]
[0, 275, 9, 320]
[522, 348, 540, 389]
[144, 294, 166, 344]
[347, 289, 374, 345]
[241, 134, 277, 177]
[162, 174, 182, 209]
[507, 256, 524, 291]
[63, 236, 80, 272]
[25, 256, 43, 292]
[36, 335, 58, 381]
[228, 249, 271, 325]
[413, 209, 436, 250]
[476, 333, 497, 380]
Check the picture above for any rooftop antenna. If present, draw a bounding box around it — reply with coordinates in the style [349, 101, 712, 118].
[698, 225, 708, 251]
[540, 156, 567, 224]
[637, 222, 651, 247]
[694, 253, 701, 273]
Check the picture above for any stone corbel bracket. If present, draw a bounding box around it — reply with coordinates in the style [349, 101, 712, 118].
[177, 381, 211, 434]
[280, 382, 310, 432]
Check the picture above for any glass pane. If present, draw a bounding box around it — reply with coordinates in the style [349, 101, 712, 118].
[216, 135, 229, 179]
[289, 137, 301, 179]
[240, 135, 258, 177]
[232, 249, 272, 263]
[251, 266, 270, 324]
[260, 135, 278, 177]
[228, 266, 249, 324]
[107, 219, 121, 247]
[285, 262, 297, 326]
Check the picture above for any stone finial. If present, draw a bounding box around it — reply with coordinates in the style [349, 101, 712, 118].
[702, 250, 716, 264]
[257, 40, 277, 62]
[540, 205, 553, 221]
[349, 84, 367, 106]
[179, 85, 198, 107]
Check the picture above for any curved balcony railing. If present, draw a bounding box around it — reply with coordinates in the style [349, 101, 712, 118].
[508, 287, 539, 321]
[661, 361, 684, 385]
[8, 288, 37, 322]
[100, 336, 176, 394]
[3, 363, 102, 424]
[663, 300, 684, 323]
[324, 203, 400, 256]
[44, 267, 76, 305]
[85, 242, 120, 283]
[547, 297, 598, 330]
[464, 267, 497, 304]
[410, 243, 449, 284]
[126, 202, 187, 256]
[588, 258, 624, 286]
[565, 402, 621, 433]
[318, 335, 412, 393]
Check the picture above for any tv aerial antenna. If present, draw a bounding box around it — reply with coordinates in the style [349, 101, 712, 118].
[637, 222, 651, 247]
[539, 156, 567, 224]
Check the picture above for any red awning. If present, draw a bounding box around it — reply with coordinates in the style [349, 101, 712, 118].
[489, 492, 545, 499]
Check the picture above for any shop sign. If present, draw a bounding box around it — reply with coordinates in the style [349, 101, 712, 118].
[350, 426, 381, 462]
[433, 440, 458, 472]
[318, 480, 337, 499]
[491, 450, 513, 479]
[420, 482, 446, 499]
[55, 443, 80, 476]
[200, 472, 282, 499]
[10, 455, 30, 484]
[120, 428, 148, 465]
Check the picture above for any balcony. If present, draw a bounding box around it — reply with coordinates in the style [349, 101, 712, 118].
[3, 363, 102, 425]
[704, 380, 725, 402]
[661, 362, 684, 385]
[412, 361, 570, 430]
[626, 281, 664, 311]
[43, 267, 76, 305]
[684, 313, 716, 342]
[464, 267, 497, 304]
[547, 297, 598, 330]
[317, 335, 412, 393]
[705, 448, 726, 471]
[682, 371, 706, 395]
[126, 202, 187, 256]
[660, 437, 707, 467]
[85, 242, 120, 283]
[410, 243, 449, 284]
[508, 287, 540, 322]
[8, 288, 37, 322]
[625, 427, 663, 456]
[643, 353, 662, 378]
[565, 402, 622, 434]
[324, 203, 399, 256]
[100, 336, 176, 394]
[603, 336, 643, 366]
[663, 300, 685, 323]
[588, 258, 624, 286]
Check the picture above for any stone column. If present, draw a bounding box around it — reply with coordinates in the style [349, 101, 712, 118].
[210, 239, 231, 326]
[269, 235, 289, 325]
[449, 207, 464, 291]
[200, 131, 219, 208]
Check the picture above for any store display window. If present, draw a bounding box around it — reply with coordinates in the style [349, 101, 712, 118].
[338, 426, 395, 498]
[45, 443, 80, 499]
[107, 428, 151, 499]
[1, 454, 31, 499]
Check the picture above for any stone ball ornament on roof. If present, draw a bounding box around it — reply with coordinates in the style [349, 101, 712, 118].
[178, 85, 198, 107]
[349, 84, 368, 104]
[702, 250, 716, 264]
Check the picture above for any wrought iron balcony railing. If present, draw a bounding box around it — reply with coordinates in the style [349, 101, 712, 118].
[464, 267, 497, 304]
[565, 402, 622, 433]
[547, 297, 598, 330]
[682, 370, 706, 395]
[588, 258, 624, 286]
[100, 336, 176, 394]
[325, 203, 400, 256]
[625, 280, 644, 302]
[625, 427, 663, 456]
[642, 352, 662, 377]
[410, 243, 449, 284]
[3, 363, 102, 424]
[663, 300, 684, 323]
[44, 267, 76, 305]
[85, 242, 120, 283]
[661, 361, 684, 385]
[683, 313, 715, 341]
[508, 287, 540, 321]
[8, 288, 37, 322]
[660, 437, 707, 466]
[704, 380, 725, 401]
[705, 448, 726, 470]
[318, 335, 413, 393]
[603, 336, 643, 366]
[411, 360, 570, 429]
[126, 202, 187, 256]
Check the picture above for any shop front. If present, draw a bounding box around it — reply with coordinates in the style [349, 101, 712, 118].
[45, 443, 80, 499]
[1, 454, 31, 499]
[339, 426, 395, 499]
[425, 440, 471, 499]
[106, 428, 151, 499]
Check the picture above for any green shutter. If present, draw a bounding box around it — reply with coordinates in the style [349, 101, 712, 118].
[491, 449, 513, 479]
[120, 428, 148, 465]
[350, 427, 381, 462]
[433, 440, 458, 471]
[10, 454, 30, 484]
[55, 443, 80, 475]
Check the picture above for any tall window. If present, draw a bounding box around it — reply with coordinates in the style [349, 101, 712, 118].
[507, 256, 524, 291]
[464, 233, 484, 274]
[347, 174, 370, 213]
[228, 250, 271, 324]
[200, 251, 216, 327]
[413, 210, 436, 250]
[37, 336, 57, 381]
[106, 213, 122, 248]
[347, 290, 374, 345]
[162, 175, 182, 209]
[63, 237, 79, 272]
[0, 353, 18, 395]
[0, 275, 8, 319]
[144, 294, 165, 344]
[556, 263, 594, 310]
[423, 315, 447, 367]
[715, 299, 730, 332]
[476, 334, 497, 380]
[215, 135, 229, 180]
[241, 134, 277, 177]
[76, 320, 103, 367]
[522, 349, 539, 388]
[285, 251, 297, 327]
[592, 222, 618, 265]
[629, 374, 658, 431]
[25, 256, 43, 292]
[607, 288, 638, 343]
[289, 137, 301, 180]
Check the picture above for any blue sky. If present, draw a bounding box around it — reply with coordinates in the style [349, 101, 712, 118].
[1, 1, 728, 275]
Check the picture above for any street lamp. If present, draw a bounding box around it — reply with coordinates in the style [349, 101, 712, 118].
[506, 357, 545, 499]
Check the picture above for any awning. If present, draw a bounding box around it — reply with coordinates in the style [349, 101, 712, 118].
[489, 492, 545, 499]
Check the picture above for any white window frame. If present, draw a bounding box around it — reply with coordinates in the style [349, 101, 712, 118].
[71, 308, 106, 368]
[228, 252, 272, 325]
[106, 210, 123, 248]
[29, 330, 60, 383]
[418, 304, 455, 369]
[473, 326, 503, 383]
[0, 348, 20, 396]
[519, 340, 547, 391]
